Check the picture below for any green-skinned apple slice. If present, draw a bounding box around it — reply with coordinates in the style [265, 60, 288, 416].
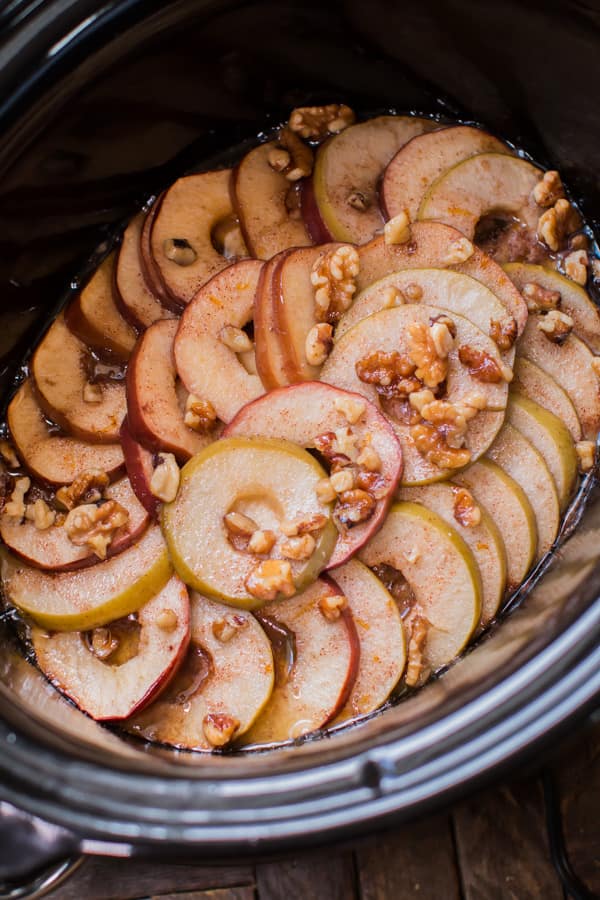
[381, 125, 511, 223]
[513, 357, 581, 441]
[32, 313, 126, 443]
[356, 222, 528, 334]
[0, 476, 149, 571]
[504, 262, 600, 353]
[127, 319, 219, 462]
[454, 459, 537, 591]
[31, 575, 190, 721]
[65, 252, 137, 362]
[174, 258, 264, 422]
[1, 525, 172, 631]
[330, 559, 405, 721]
[401, 482, 506, 627]
[240, 577, 359, 745]
[120, 418, 160, 518]
[486, 423, 560, 560]
[115, 212, 176, 330]
[518, 317, 600, 439]
[126, 592, 274, 749]
[7, 380, 124, 486]
[311, 115, 436, 244]
[162, 437, 337, 609]
[224, 383, 403, 568]
[359, 502, 481, 674]
[507, 392, 577, 510]
[320, 304, 507, 485]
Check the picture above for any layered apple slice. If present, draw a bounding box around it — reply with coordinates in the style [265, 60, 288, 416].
[253, 251, 292, 390]
[1, 525, 171, 631]
[513, 358, 581, 441]
[174, 259, 264, 422]
[120, 419, 160, 518]
[31, 313, 126, 443]
[31, 575, 190, 721]
[240, 577, 359, 745]
[224, 383, 402, 567]
[65, 252, 137, 362]
[162, 437, 337, 608]
[127, 592, 274, 749]
[0, 475, 149, 571]
[115, 212, 175, 330]
[381, 125, 511, 223]
[7, 380, 124, 486]
[309, 115, 436, 243]
[359, 502, 482, 680]
[140, 196, 175, 308]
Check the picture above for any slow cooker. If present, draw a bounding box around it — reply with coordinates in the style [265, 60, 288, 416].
[0, 0, 599, 892]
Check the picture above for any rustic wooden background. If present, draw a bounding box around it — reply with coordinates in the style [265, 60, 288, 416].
[45, 719, 600, 900]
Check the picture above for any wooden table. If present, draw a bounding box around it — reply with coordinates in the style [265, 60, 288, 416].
[47, 720, 600, 900]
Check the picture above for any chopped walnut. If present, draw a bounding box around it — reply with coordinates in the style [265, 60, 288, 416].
[430, 321, 455, 359]
[280, 533, 316, 560]
[305, 323, 333, 366]
[245, 559, 295, 601]
[89, 627, 119, 660]
[356, 349, 420, 399]
[576, 440, 596, 473]
[537, 309, 574, 344]
[334, 426, 360, 461]
[335, 489, 376, 528]
[489, 317, 518, 352]
[419, 399, 469, 449]
[267, 146, 290, 172]
[288, 103, 355, 140]
[156, 608, 179, 632]
[330, 468, 356, 494]
[382, 285, 403, 308]
[405, 615, 429, 687]
[411, 423, 471, 469]
[311, 245, 360, 324]
[442, 237, 474, 266]
[82, 382, 103, 404]
[275, 127, 314, 181]
[164, 238, 197, 266]
[384, 210, 411, 246]
[224, 511, 258, 537]
[564, 249, 589, 285]
[3, 476, 30, 518]
[409, 388, 436, 413]
[25, 498, 56, 530]
[405, 282, 424, 301]
[56, 469, 109, 511]
[355, 469, 388, 499]
[248, 529, 277, 555]
[213, 614, 247, 643]
[347, 190, 370, 211]
[453, 487, 481, 528]
[0, 441, 19, 468]
[334, 394, 366, 425]
[316, 478, 337, 504]
[537, 199, 581, 251]
[533, 170, 565, 208]
[64, 500, 129, 559]
[219, 324, 253, 353]
[184, 394, 217, 433]
[214, 217, 248, 259]
[407, 322, 448, 389]
[522, 282, 561, 313]
[281, 513, 328, 537]
[150, 453, 180, 503]
[356, 444, 381, 472]
[458, 345, 512, 383]
[202, 713, 240, 748]
[319, 591, 348, 622]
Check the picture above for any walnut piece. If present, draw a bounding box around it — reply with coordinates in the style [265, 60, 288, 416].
[89, 627, 119, 660]
[212, 614, 247, 643]
[333, 395, 366, 425]
[248, 529, 277, 555]
[3, 476, 30, 518]
[489, 317, 518, 352]
[64, 500, 129, 559]
[163, 238, 197, 266]
[537, 309, 574, 344]
[442, 237, 474, 266]
[334, 489, 376, 528]
[453, 487, 481, 528]
[347, 190, 370, 211]
[82, 382, 103, 404]
[522, 282, 561, 313]
[330, 468, 356, 494]
[311, 245, 360, 324]
[458, 345, 512, 383]
[355, 469, 388, 499]
[533, 170, 565, 208]
[273, 127, 314, 181]
[267, 146, 290, 172]
[280, 533, 316, 560]
[575, 440, 596, 473]
[288, 104, 355, 140]
[0, 441, 19, 468]
[150, 453, 180, 503]
[25, 498, 56, 530]
[405, 615, 429, 687]
[156, 608, 179, 631]
[202, 712, 240, 748]
[356, 349, 420, 399]
[184, 394, 217, 433]
[356, 444, 381, 472]
[219, 325, 253, 353]
[405, 282, 424, 301]
[410, 422, 471, 469]
[407, 322, 448, 389]
[537, 199, 581, 251]
[245, 559, 295, 601]
[564, 249, 589, 286]
[430, 321, 455, 359]
[223, 511, 258, 537]
[319, 591, 347, 622]
[316, 478, 337, 504]
[56, 469, 109, 511]
[384, 210, 411, 246]
[305, 323, 333, 367]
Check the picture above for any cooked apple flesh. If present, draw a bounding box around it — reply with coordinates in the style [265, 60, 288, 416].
[115, 212, 175, 330]
[513, 357, 581, 442]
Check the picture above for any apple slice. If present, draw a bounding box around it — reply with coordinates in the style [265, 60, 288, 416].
[454, 459, 537, 592]
[7, 380, 124, 486]
[330, 559, 405, 721]
[321, 304, 508, 485]
[240, 577, 359, 745]
[127, 592, 274, 749]
[65, 252, 137, 362]
[174, 259, 264, 423]
[311, 115, 436, 243]
[140, 196, 176, 308]
[115, 212, 176, 330]
[400, 482, 507, 627]
[253, 250, 298, 390]
[507, 392, 578, 510]
[1, 525, 172, 631]
[233, 139, 312, 259]
[224, 383, 402, 568]
[32, 313, 126, 443]
[150, 170, 246, 305]
[31, 575, 190, 721]
[504, 262, 600, 353]
[127, 319, 219, 462]
[356, 222, 528, 335]
[359, 502, 481, 674]
[513, 357, 581, 441]
[0, 475, 149, 571]
[518, 317, 600, 439]
[381, 125, 511, 223]
[162, 437, 337, 608]
[486, 423, 560, 560]
[120, 418, 160, 518]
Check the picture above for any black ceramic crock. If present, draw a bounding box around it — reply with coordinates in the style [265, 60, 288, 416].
[0, 0, 599, 891]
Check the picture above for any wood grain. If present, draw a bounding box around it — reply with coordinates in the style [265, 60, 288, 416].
[256, 852, 356, 900]
[151, 889, 255, 900]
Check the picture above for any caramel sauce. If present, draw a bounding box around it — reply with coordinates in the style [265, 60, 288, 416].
[255, 613, 296, 688]
[83, 613, 141, 666]
[160, 642, 212, 704]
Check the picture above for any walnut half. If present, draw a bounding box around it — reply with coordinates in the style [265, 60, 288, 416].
[311, 245, 360, 324]
[288, 104, 355, 141]
[64, 500, 129, 559]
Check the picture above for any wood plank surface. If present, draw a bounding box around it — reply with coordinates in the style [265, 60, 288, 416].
[256, 852, 356, 900]
[151, 890, 255, 900]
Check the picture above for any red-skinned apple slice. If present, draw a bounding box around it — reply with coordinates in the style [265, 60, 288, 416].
[65, 252, 137, 362]
[174, 259, 264, 422]
[300, 176, 333, 243]
[7, 380, 124, 486]
[311, 115, 436, 243]
[127, 319, 219, 462]
[356, 222, 528, 335]
[140, 196, 175, 308]
[224, 383, 403, 568]
[127, 592, 274, 749]
[0, 475, 149, 571]
[253, 250, 295, 390]
[120, 418, 160, 518]
[381, 125, 511, 223]
[115, 212, 176, 330]
[330, 559, 405, 721]
[31, 575, 191, 721]
[514, 357, 581, 441]
[240, 577, 359, 745]
[32, 313, 126, 443]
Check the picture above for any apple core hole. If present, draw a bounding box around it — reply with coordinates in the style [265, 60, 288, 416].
[255, 613, 296, 688]
[83, 614, 141, 666]
[211, 214, 246, 259]
[161, 642, 213, 704]
[229, 491, 284, 532]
